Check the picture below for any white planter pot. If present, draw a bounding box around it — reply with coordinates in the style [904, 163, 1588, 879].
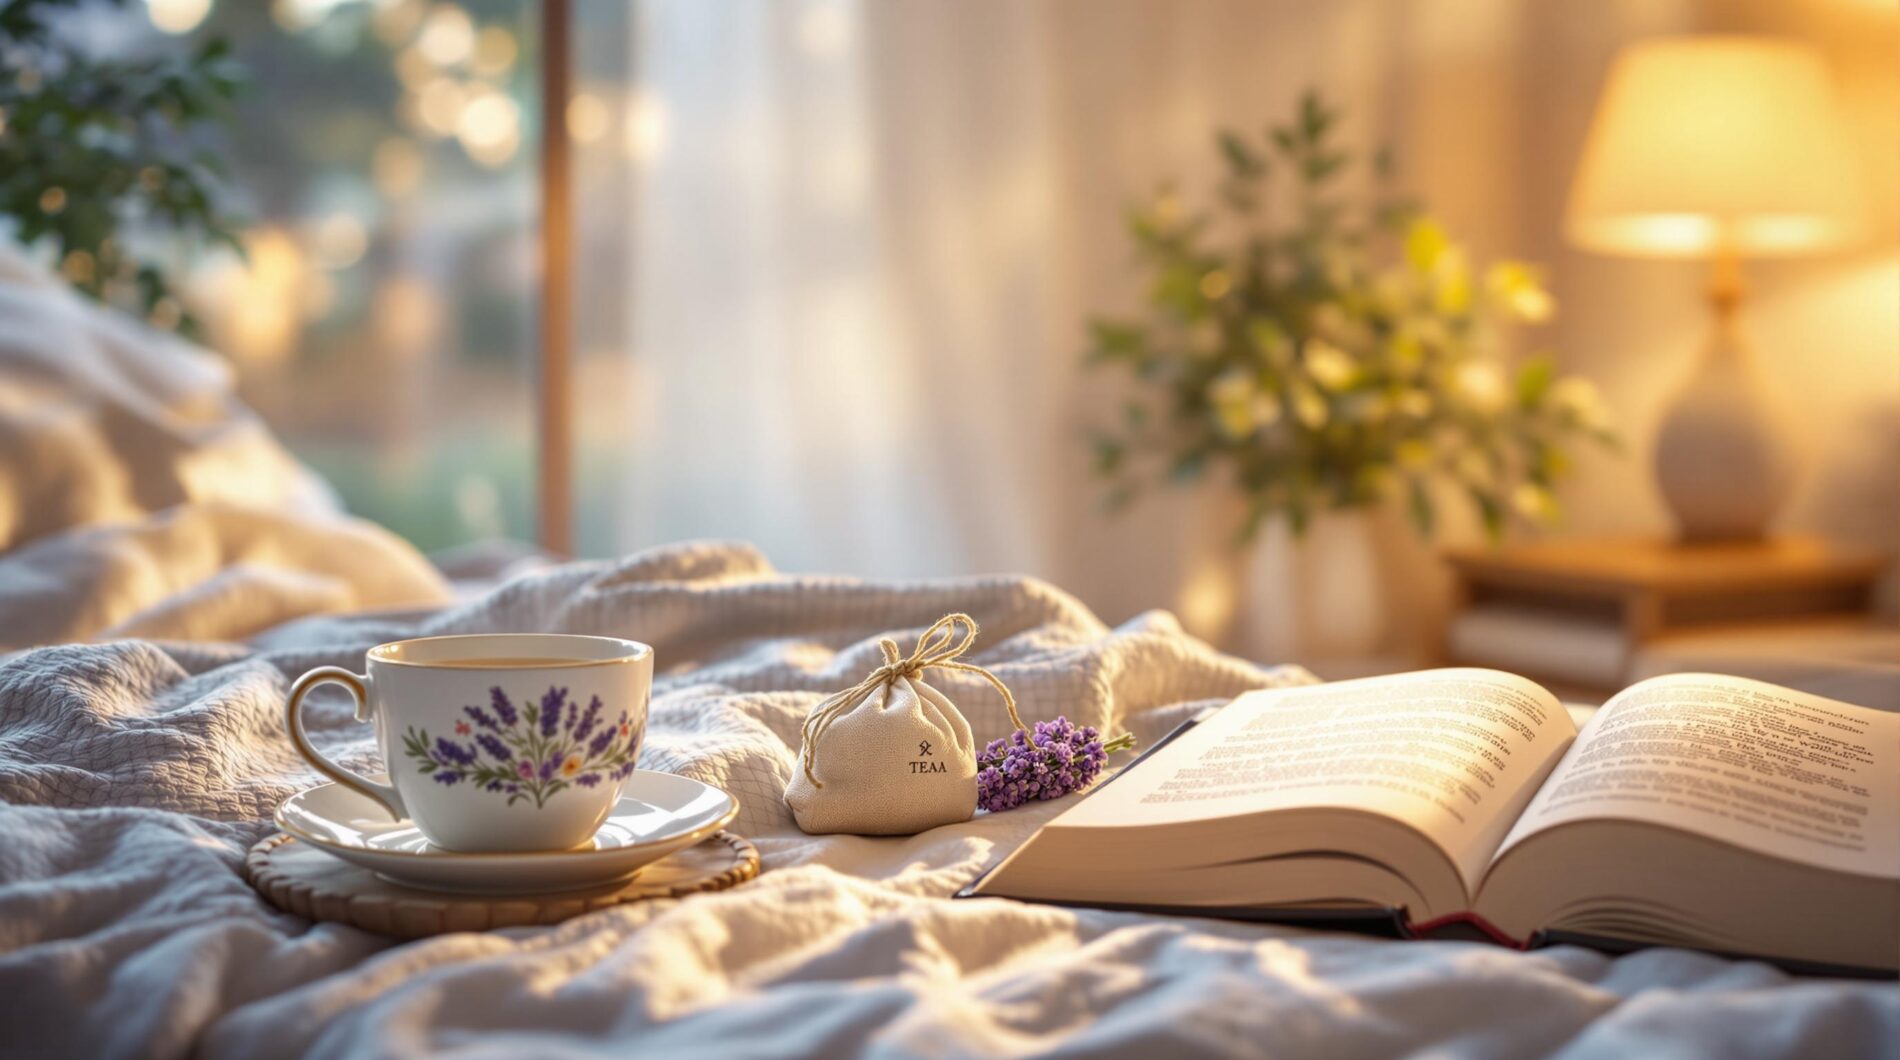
[1240, 508, 1395, 669]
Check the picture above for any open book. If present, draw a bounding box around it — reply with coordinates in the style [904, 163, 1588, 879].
[970, 670, 1899, 976]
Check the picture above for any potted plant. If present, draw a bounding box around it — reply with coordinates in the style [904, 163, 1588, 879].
[1085, 92, 1614, 662]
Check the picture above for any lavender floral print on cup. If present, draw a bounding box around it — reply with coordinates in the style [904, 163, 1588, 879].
[285, 634, 653, 853]
[402, 685, 641, 808]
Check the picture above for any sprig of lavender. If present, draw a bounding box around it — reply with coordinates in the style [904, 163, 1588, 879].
[976, 716, 1136, 813]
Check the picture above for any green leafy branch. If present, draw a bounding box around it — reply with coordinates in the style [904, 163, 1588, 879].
[0, 0, 244, 336]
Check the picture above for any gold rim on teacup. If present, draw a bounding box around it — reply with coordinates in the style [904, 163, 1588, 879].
[367, 633, 651, 669]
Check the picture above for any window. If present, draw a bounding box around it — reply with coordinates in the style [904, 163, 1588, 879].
[153, 0, 544, 553]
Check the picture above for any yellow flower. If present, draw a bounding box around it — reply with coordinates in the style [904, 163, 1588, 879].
[1153, 190, 1183, 227]
[1291, 381, 1328, 430]
[1549, 377, 1611, 431]
[1405, 218, 1472, 315]
[1207, 368, 1274, 441]
[1454, 361, 1508, 413]
[1512, 483, 1560, 523]
[1486, 261, 1555, 323]
[1405, 218, 1452, 274]
[1303, 339, 1358, 391]
[560, 753, 582, 777]
[1432, 247, 1472, 316]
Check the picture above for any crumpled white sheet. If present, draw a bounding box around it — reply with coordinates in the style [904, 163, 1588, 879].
[0, 243, 338, 552]
[1, 541, 1894, 1060]
[0, 244, 452, 651]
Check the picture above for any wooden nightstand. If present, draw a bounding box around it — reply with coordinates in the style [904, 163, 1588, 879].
[1440, 536, 1889, 695]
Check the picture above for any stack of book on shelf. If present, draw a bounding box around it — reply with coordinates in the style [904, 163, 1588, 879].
[1442, 537, 1888, 693]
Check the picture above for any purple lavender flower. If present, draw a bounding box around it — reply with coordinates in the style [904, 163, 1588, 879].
[540, 687, 567, 738]
[489, 687, 519, 727]
[975, 716, 1134, 813]
[572, 695, 603, 742]
[404, 689, 629, 810]
[586, 727, 615, 756]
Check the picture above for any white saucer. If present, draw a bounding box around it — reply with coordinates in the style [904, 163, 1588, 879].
[275, 771, 740, 894]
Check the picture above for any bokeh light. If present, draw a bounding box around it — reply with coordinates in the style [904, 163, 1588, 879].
[456, 89, 520, 167]
[416, 4, 475, 67]
[192, 227, 307, 365]
[624, 91, 668, 163]
[372, 274, 446, 360]
[145, 0, 213, 34]
[394, 44, 435, 90]
[310, 212, 368, 270]
[567, 92, 610, 144]
[371, 0, 427, 46]
[415, 77, 467, 138]
[471, 26, 518, 77]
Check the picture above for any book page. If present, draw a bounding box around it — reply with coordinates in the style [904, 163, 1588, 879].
[1493, 673, 1900, 880]
[1057, 669, 1578, 892]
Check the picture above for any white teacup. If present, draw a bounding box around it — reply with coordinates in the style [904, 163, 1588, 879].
[286, 633, 654, 852]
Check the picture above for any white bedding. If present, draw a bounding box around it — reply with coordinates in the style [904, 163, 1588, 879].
[0, 243, 452, 653]
[0, 541, 1894, 1059]
[1, 252, 1895, 1059]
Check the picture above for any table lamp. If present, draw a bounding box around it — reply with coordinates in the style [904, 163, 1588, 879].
[1566, 36, 1866, 541]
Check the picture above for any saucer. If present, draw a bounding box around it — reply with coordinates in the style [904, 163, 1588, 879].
[275, 771, 740, 894]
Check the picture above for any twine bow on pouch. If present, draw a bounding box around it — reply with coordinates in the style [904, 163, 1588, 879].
[786, 613, 1023, 835]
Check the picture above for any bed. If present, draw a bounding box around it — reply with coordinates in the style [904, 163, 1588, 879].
[1, 252, 1895, 1059]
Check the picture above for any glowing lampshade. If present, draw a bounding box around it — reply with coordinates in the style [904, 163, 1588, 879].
[1566, 36, 1865, 259]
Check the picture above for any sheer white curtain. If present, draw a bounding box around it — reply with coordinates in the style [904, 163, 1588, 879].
[616, 2, 955, 578]
[613, 0, 1555, 629]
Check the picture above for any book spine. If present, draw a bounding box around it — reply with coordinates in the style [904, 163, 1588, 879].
[1405, 910, 1530, 949]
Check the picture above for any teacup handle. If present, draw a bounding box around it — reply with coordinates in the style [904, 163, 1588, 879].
[286, 667, 406, 820]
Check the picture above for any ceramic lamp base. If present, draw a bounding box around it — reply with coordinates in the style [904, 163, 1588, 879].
[1653, 290, 1794, 542]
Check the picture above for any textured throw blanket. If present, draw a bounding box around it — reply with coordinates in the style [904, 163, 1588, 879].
[2, 542, 1896, 1059]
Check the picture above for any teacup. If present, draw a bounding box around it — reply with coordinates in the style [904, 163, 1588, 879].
[286, 633, 653, 852]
